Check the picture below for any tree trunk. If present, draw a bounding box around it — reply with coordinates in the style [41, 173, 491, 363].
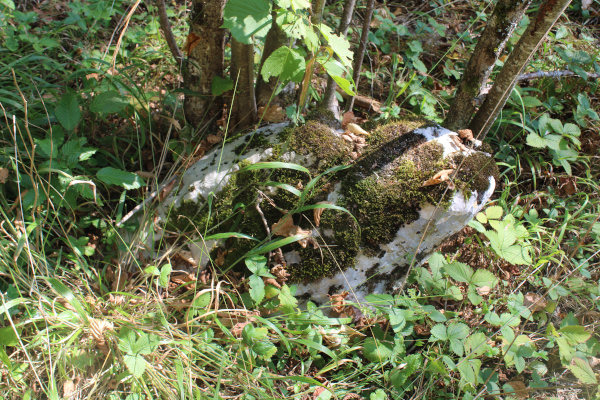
[231, 38, 257, 129]
[183, 0, 226, 127]
[255, 11, 289, 106]
[321, 0, 357, 115]
[443, 0, 532, 131]
[345, 0, 375, 113]
[469, 0, 572, 139]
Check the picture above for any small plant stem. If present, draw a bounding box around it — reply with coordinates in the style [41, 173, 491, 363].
[157, 0, 184, 62]
[345, 0, 376, 113]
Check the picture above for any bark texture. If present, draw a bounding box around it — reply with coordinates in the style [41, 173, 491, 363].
[321, 0, 357, 114]
[443, 0, 532, 131]
[345, 0, 376, 112]
[255, 12, 289, 106]
[157, 0, 183, 62]
[231, 38, 257, 129]
[469, 0, 573, 138]
[184, 0, 226, 127]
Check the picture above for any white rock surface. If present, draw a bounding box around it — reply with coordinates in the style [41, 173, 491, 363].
[156, 121, 496, 304]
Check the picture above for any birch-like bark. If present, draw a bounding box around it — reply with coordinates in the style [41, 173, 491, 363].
[321, 0, 357, 114]
[345, 0, 375, 113]
[443, 0, 532, 131]
[183, 0, 226, 127]
[469, 0, 573, 138]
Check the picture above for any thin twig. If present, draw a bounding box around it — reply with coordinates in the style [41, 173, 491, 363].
[157, 0, 184, 61]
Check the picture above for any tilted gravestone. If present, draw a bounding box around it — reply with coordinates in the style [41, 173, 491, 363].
[154, 115, 498, 304]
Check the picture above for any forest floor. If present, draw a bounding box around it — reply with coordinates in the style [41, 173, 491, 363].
[0, 1, 599, 399]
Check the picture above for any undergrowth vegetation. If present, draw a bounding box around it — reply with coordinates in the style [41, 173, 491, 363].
[0, 0, 599, 399]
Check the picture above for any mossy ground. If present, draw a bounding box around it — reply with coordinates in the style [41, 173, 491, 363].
[165, 119, 497, 282]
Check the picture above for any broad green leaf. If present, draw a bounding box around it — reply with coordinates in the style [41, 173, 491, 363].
[457, 358, 481, 386]
[521, 96, 542, 108]
[35, 138, 60, 159]
[211, 76, 233, 96]
[97, 167, 144, 190]
[159, 264, 172, 289]
[559, 325, 591, 345]
[54, 92, 81, 131]
[124, 353, 147, 378]
[563, 123, 580, 137]
[261, 46, 306, 83]
[568, 358, 598, 384]
[245, 255, 267, 274]
[278, 284, 297, 314]
[445, 285, 463, 301]
[430, 324, 447, 341]
[275, 0, 310, 9]
[223, 0, 272, 44]
[0, 326, 21, 347]
[248, 274, 265, 304]
[476, 212, 487, 224]
[445, 262, 473, 283]
[464, 332, 488, 357]
[362, 338, 393, 363]
[331, 75, 355, 96]
[526, 132, 546, 148]
[471, 270, 498, 288]
[89, 91, 129, 114]
[319, 25, 353, 66]
[485, 205, 503, 220]
[252, 340, 276, 357]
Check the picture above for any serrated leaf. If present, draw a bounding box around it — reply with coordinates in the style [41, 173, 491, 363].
[54, 92, 81, 131]
[445, 262, 473, 283]
[261, 46, 305, 83]
[448, 322, 469, 340]
[97, 167, 144, 190]
[469, 220, 486, 233]
[568, 358, 598, 384]
[457, 358, 481, 386]
[559, 325, 591, 345]
[363, 338, 393, 363]
[90, 91, 129, 114]
[514, 355, 526, 373]
[223, 0, 272, 44]
[485, 205, 503, 220]
[471, 270, 498, 288]
[476, 212, 487, 224]
[563, 123, 580, 137]
[430, 324, 447, 341]
[278, 284, 297, 314]
[526, 132, 547, 148]
[465, 332, 488, 357]
[450, 339, 464, 356]
[159, 264, 172, 289]
[245, 255, 267, 274]
[124, 353, 147, 378]
[445, 285, 463, 301]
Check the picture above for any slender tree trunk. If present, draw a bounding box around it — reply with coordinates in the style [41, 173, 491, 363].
[298, 0, 325, 109]
[345, 0, 375, 113]
[157, 0, 183, 62]
[184, 0, 226, 127]
[443, 0, 532, 131]
[321, 0, 357, 115]
[231, 38, 257, 128]
[469, 0, 573, 138]
[255, 11, 289, 106]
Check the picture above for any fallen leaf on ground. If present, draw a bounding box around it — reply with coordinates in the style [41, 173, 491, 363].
[476, 286, 491, 295]
[329, 291, 349, 313]
[506, 381, 529, 399]
[0, 168, 8, 184]
[347, 123, 369, 136]
[63, 380, 76, 398]
[422, 169, 454, 187]
[341, 111, 357, 128]
[449, 134, 469, 151]
[258, 105, 285, 122]
[272, 215, 317, 248]
[314, 201, 332, 227]
[458, 129, 474, 141]
[523, 292, 547, 312]
[559, 176, 577, 195]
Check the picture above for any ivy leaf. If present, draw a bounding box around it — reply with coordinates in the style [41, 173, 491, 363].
[54, 92, 81, 131]
[261, 46, 305, 83]
[223, 0, 272, 44]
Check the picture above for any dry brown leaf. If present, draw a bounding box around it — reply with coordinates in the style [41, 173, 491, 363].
[523, 292, 547, 312]
[559, 176, 577, 195]
[182, 33, 201, 56]
[314, 201, 332, 227]
[347, 123, 369, 136]
[215, 248, 227, 267]
[63, 380, 76, 398]
[341, 111, 357, 128]
[271, 264, 290, 284]
[89, 318, 114, 355]
[272, 215, 296, 237]
[422, 169, 455, 187]
[506, 381, 529, 399]
[258, 105, 286, 122]
[263, 277, 282, 289]
[0, 167, 8, 184]
[329, 291, 349, 313]
[458, 129, 474, 141]
[206, 134, 222, 144]
[476, 286, 491, 295]
[135, 171, 155, 180]
[449, 134, 469, 151]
